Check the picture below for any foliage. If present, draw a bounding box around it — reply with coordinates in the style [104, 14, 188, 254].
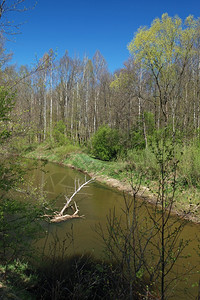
[97, 133, 196, 300]
[0, 86, 47, 299]
[126, 148, 159, 180]
[3, 10, 198, 298]
[0, 260, 38, 300]
[128, 14, 197, 71]
[0, 197, 44, 264]
[110, 69, 135, 92]
[90, 125, 120, 161]
[0, 87, 15, 121]
[52, 120, 69, 146]
[120, 112, 155, 151]
[130, 125, 146, 150]
[128, 13, 198, 127]
[0, 86, 15, 143]
[8, 136, 38, 154]
[178, 143, 200, 187]
[51, 144, 80, 161]
[143, 111, 155, 135]
[34, 230, 148, 300]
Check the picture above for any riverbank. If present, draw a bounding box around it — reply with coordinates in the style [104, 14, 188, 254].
[1, 143, 199, 300]
[25, 142, 200, 224]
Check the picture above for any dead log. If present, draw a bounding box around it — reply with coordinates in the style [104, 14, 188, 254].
[49, 177, 93, 223]
[51, 213, 84, 223]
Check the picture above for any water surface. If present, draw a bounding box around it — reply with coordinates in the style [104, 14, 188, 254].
[29, 162, 200, 299]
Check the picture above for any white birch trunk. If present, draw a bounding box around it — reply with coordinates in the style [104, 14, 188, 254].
[43, 72, 47, 141]
[71, 89, 74, 139]
[50, 62, 53, 139]
[94, 89, 99, 133]
[64, 87, 68, 136]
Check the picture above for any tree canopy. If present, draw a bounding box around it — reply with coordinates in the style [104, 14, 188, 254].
[128, 14, 199, 126]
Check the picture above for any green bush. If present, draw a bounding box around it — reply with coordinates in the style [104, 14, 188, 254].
[53, 144, 80, 160]
[90, 125, 120, 161]
[53, 120, 68, 146]
[9, 136, 38, 154]
[126, 148, 159, 179]
[35, 253, 146, 299]
[129, 112, 155, 150]
[0, 197, 44, 264]
[130, 128, 146, 150]
[178, 143, 200, 187]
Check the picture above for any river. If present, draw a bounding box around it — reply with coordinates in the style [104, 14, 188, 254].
[28, 161, 199, 299]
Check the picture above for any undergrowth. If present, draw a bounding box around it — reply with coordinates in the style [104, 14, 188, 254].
[24, 140, 200, 220]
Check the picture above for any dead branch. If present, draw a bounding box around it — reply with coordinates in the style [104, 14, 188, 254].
[49, 177, 94, 223]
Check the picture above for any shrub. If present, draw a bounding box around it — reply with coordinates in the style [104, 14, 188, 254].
[126, 148, 159, 180]
[178, 143, 200, 187]
[0, 197, 44, 264]
[130, 128, 146, 150]
[129, 112, 155, 150]
[35, 253, 146, 299]
[53, 144, 80, 160]
[53, 120, 68, 146]
[90, 125, 120, 161]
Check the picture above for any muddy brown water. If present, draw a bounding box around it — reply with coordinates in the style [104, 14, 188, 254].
[28, 162, 199, 299]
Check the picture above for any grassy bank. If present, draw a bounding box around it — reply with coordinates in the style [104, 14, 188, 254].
[25, 142, 200, 223]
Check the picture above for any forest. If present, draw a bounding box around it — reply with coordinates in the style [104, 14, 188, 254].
[6, 14, 200, 146]
[0, 2, 200, 299]
[4, 13, 200, 199]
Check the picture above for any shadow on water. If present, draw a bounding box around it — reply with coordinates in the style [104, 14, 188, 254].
[28, 162, 199, 299]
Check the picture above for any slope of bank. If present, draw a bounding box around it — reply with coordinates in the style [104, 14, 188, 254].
[25, 143, 200, 223]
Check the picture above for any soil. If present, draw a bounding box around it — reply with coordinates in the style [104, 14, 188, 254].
[66, 163, 200, 224]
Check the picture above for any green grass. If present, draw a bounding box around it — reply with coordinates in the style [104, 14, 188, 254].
[65, 152, 127, 179]
[25, 141, 200, 222]
[26, 142, 128, 182]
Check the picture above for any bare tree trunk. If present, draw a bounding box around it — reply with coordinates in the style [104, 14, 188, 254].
[50, 62, 53, 139]
[71, 89, 74, 139]
[138, 67, 142, 123]
[64, 90, 68, 136]
[85, 77, 89, 138]
[29, 92, 34, 143]
[43, 72, 47, 141]
[94, 90, 98, 133]
[142, 112, 148, 148]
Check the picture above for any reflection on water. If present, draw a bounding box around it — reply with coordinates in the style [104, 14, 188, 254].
[31, 162, 123, 255]
[29, 162, 199, 299]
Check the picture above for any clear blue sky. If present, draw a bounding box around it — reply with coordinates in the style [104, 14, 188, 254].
[6, 0, 200, 73]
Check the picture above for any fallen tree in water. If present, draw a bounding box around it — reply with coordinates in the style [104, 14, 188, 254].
[50, 177, 94, 223]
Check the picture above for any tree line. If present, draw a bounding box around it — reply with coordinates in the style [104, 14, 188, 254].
[0, 6, 200, 299]
[1, 13, 198, 150]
